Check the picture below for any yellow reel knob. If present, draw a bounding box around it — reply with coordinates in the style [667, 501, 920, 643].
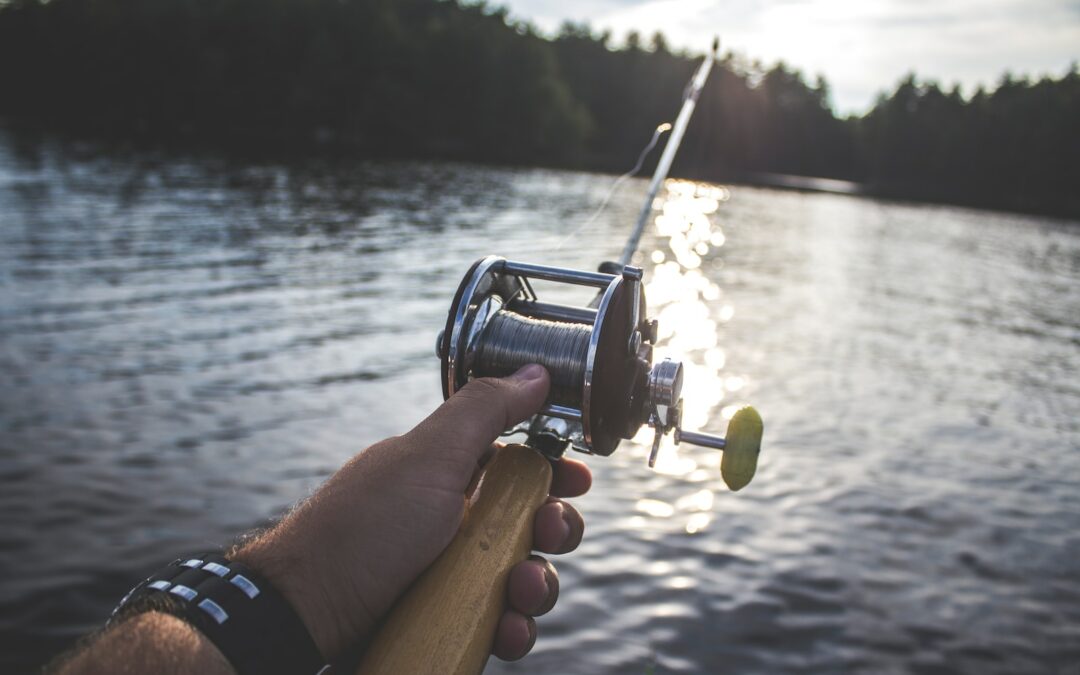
[721, 406, 763, 491]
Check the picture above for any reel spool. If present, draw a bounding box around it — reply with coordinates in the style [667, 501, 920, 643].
[436, 256, 763, 491]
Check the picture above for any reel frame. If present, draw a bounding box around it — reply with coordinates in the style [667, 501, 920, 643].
[437, 256, 762, 489]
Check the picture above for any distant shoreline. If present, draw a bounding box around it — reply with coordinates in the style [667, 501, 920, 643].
[723, 172, 1079, 222]
[4, 121, 1077, 224]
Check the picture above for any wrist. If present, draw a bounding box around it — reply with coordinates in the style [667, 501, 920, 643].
[109, 553, 326, 675]
[231, 531, 357, 661]
[229, 438, 428, 661]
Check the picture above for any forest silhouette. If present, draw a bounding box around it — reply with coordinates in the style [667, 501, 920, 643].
[0, 0, 1077, 218]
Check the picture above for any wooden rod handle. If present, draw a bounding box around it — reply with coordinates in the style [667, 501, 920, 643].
[355, 444, 553, 675]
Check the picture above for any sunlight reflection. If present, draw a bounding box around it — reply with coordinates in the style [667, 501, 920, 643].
[666, 576, 697, 589]
[636, 177, 746, 528]
[650, 443, 698, 477]
[720, 404, 747, 421]
[685, 513, 712, 534]
[675, 489, 715, 512]
[636, 498, 676, 518]
[686, 469, 711, 482]
[651, 602, 692, 618]
[725, 375, 746, 392]
[648, 560, 675, 576]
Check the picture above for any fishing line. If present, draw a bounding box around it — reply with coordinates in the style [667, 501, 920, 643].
[474, 308, 591, 406]
[551, 123, 672, 253]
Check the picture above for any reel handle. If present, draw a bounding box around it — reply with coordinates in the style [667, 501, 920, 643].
[675, 406, 763, 492]
[354, 444, 553, 675]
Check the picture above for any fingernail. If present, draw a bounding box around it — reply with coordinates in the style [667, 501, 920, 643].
[555, 502, 570, 543]
[510, 363, 545, 382]
[525, 618, 538, 654]
[535, 569, 550, 614]
[535, 563, 559, 616]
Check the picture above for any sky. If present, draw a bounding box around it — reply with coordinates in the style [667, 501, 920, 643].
[497, 0, 1080, 114]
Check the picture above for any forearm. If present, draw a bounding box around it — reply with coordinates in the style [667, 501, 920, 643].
[50, 612, 234, 675]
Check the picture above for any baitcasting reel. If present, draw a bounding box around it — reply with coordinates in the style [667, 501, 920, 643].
[436, 256, 763, 491]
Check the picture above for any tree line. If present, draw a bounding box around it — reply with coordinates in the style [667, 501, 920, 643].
[0, 0, 1076, 217]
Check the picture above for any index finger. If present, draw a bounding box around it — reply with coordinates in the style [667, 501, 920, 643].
[549, 456, 591, 498]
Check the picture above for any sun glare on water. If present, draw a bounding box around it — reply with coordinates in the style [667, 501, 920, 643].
[629, 178, 749, 534]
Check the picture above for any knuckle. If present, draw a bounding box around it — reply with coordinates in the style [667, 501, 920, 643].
[455, 378, 511, 438]
[459, 376, 504, 399]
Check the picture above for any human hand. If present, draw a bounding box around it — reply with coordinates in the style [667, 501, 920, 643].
[233, 364, 591, 663]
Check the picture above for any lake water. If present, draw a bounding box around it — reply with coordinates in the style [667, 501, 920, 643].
[1, 131, 1078, 674]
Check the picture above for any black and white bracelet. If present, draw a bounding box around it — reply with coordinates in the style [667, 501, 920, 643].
[112, 552, 327, 675]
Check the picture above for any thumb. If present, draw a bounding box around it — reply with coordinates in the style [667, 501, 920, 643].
[406, 364, 551, 467]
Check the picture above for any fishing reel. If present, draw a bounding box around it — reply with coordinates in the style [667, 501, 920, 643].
[436, 256, 763, 491]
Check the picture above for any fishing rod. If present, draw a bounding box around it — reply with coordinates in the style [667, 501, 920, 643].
[355, 37, 763, 675]
[621, 36, 719, 266]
